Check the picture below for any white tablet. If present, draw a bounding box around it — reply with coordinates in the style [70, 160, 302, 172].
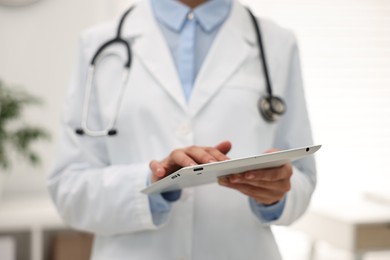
[142, 144, 321, 195]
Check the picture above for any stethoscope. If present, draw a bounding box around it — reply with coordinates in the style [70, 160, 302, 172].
[75, 6, 286, 137]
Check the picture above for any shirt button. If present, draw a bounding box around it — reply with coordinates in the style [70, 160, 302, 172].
[187, 12, 194, 20]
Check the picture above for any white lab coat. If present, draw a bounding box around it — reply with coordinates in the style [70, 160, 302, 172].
[48, 0, 316, 259]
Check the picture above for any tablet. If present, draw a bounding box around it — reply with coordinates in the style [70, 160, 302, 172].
[142, 144, 321, 195]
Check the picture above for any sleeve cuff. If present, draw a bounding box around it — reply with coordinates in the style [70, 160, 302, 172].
[249, 196, 286, 222]
[146, 172, 182, 202]
[147, 172, 182, 225]
[161, 190, 182, 201]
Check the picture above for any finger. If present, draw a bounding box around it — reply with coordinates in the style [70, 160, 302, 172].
[221, 174, 291, 193]
[227, 166, 291, 193]
[205, 147, 230, 162]
[168, 149, 197, 168]
[215, 141, 232, 156]
[232, 178, 291, 193]
[168, 142, 232, 168]
[219, 180, 284, 202]
[185, 146, 222, 164]
[149, 160, 168, 183]
[219, 181, 285, 205]
[149, 160, 166, 178]
[150, 148, 199, 182]
[191, 140, 232, 164]
[242, 164, 292, 182]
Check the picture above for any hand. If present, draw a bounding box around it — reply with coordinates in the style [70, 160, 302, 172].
[218, 149, 292, 205]
[149, 141, 232, 183]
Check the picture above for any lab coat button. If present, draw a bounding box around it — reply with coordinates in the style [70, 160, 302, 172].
[177, 124, 191, 136]
[187, 12, 194, 20]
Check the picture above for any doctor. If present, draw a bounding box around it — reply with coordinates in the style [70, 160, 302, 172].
[48, 0, 316, 259]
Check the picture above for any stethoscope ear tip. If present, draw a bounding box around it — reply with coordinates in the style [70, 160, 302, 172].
[108, 129, 117, 136]
[75, 128, 84, 135]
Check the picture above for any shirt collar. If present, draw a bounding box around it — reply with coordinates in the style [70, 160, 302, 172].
[151, 0, 232, 33]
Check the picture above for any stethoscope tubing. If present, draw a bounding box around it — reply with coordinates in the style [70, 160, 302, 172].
[76, 6, 286, 136]
[247, 9, 273, 99]
[91, 38, 132, 68]
[80, 64, 129, 137]
[76, 8, 134, 136]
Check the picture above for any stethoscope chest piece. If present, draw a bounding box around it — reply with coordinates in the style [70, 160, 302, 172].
[258, 96, 286, 122]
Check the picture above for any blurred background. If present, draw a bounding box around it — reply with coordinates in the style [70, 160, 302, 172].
[0, 0, 389, 259]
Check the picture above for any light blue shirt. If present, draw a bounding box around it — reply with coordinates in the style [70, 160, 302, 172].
[148, 0, 286, 225]
[152, 0, 231, 100]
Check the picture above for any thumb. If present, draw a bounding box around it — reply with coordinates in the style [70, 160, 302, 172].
[215, 141, 232, 155]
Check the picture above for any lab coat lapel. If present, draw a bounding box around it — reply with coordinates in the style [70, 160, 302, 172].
[189, 3, 253, 116]
[123, 2, 187, 111]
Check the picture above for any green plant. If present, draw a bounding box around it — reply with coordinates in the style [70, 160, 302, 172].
[0, 80, 50, 170]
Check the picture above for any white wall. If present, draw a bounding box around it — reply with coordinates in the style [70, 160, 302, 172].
[0, 0, 133, 196]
